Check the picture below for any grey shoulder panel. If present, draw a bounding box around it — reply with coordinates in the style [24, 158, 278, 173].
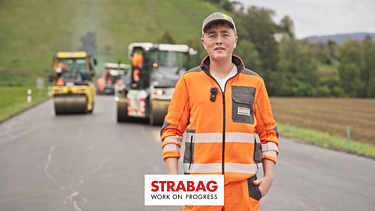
[241, 68, 262, 79]
[185, 66, 202, 73]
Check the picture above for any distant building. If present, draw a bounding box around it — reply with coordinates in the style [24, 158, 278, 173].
[232, 2, 250, 14]
[273, 33, 290, 43]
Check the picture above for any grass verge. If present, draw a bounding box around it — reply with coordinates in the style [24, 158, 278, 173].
[0, 86, 50, 123]
[278, 122, 375, 159]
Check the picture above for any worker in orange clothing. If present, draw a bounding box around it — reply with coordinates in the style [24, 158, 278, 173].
[96, 78, 104, 92]
[55, 60, 70, 78]
[160, 12, 279, 211]
[131, 52, 143, 84]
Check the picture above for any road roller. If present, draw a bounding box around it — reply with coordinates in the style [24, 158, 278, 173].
[51, 51, 97, 115]
[115, 43, 198, 125]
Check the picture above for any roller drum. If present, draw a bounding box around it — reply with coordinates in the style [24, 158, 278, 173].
[54, 94, 87, 114]
[117, 100, 132, 122]
[149, 100, 169, 125]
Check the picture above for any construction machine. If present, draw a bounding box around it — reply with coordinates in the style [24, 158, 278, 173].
[51, 51, 97, 114]
[100, 63, 130, 95]
[116, 43, 198, 125]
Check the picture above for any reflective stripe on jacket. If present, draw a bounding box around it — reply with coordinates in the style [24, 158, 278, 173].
[161, 55, 279, 184]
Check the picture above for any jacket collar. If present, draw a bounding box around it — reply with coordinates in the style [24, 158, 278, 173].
[200, 55, 245, 76]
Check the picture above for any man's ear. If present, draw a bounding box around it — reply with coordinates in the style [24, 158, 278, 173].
[201, 37, 207, 49]
[234, 36, 238, 48]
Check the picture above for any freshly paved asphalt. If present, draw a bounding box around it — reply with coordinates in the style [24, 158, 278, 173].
[0, 96, 374, 211]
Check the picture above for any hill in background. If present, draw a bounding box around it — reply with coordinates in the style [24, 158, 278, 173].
[301, 32, 375, 45]
[0, 0, 223, 70]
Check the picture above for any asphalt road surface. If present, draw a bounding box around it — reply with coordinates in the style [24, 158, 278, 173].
[0, 96, 374, 211]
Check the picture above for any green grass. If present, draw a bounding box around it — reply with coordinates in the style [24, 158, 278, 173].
[0, 87, 50, 123]
[0, 0, 224, 69]
[0, 68, 54, 87]
[278, 122, 375, 158]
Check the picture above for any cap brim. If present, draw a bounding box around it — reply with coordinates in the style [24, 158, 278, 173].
[203, 19, 235, 33]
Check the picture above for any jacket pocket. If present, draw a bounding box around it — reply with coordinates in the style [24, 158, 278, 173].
[247, 175, 262, 201]
[253, 132, 262, 164]
[231, 86, 256, 124]
[183, 129, 195, 174]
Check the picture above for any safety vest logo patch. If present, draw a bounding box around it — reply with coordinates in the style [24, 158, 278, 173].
[238, 107, 250, 116]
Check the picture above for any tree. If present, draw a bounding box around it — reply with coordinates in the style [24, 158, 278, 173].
[279, 15, 295, 38]
[157, 30, 176, 44]
[278, 39, 318, 92]
[361, 36, 375, 97]
[235, 6, 279, 72]
[233, 40, 261, 72]
[338, 40, 364, 97]
[222, 0, 233, 12]
[327, 40, 340, 61]
[184, 36, 205, 65]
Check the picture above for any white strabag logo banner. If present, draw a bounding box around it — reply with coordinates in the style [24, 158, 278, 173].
[145, 175, 224, 206]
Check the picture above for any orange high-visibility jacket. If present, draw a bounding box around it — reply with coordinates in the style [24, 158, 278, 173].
[161, 55, 279, 184]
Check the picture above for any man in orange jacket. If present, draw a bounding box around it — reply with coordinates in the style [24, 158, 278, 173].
[160, 12, 279, 211]
[131, 53, 143, 84]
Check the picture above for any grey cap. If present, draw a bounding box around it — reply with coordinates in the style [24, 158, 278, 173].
[202, 12, 236, 35]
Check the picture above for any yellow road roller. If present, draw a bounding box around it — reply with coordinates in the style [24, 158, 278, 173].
[51, 51, 97, 115]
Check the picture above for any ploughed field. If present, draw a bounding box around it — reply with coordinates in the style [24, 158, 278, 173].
[270, 97, 375, 146]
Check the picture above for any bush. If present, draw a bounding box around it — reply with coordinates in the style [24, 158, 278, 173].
[332, 86, 347, 97]
[295, 83, 315, 97]
[290, 79, 315, 97]
[275, 83, 290, 96]
[316, 86, 331, 97]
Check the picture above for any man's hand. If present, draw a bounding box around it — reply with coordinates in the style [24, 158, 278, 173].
[253, 159, 275, 197]
[253, 176, 273, 197]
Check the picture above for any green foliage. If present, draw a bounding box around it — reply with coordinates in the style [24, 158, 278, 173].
[1, 0, 374, 99]
[277, 39, 318, 96]
[222, 1, 233, 12]
[203, 0, 233, 12]
[279, 15, 294, 38]
[233, 40, 261, 71]
[278, 123, 375, 158]
[338, 40, 364, 97]
[319, 50, 332, 65]
[235, 6, 279, 72]
[369, 77, 375, 98]
[0, 87, 50, 122]
[332, 86, 347, 97]
[289, 79, 315, 97]
[0, 0, 221, 69]
[361, 36, 375, 97]
[327, 40, 340, 61]
[316, 75, 345, 97]
[0, 69, 54, 87]
[316, 86, 331, 97]
[157, 30, 176, 44]
[263, 71, 290, 96]
[183, 36, 206, 63]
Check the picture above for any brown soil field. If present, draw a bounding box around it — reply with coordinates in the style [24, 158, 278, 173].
[270, 97, 375, 146]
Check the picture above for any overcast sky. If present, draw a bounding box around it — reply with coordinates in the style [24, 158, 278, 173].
[232, 0, 375, 39]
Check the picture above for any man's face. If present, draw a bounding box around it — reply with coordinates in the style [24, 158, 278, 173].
[201, 23, 238, 62]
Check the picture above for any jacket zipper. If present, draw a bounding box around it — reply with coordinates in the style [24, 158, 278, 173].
[188, 136, 193, 170]
[222, 92, 225, 174]
[203, 64, 244, 175]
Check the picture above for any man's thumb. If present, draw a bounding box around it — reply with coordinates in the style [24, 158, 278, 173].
[253, 179, 261, 186]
